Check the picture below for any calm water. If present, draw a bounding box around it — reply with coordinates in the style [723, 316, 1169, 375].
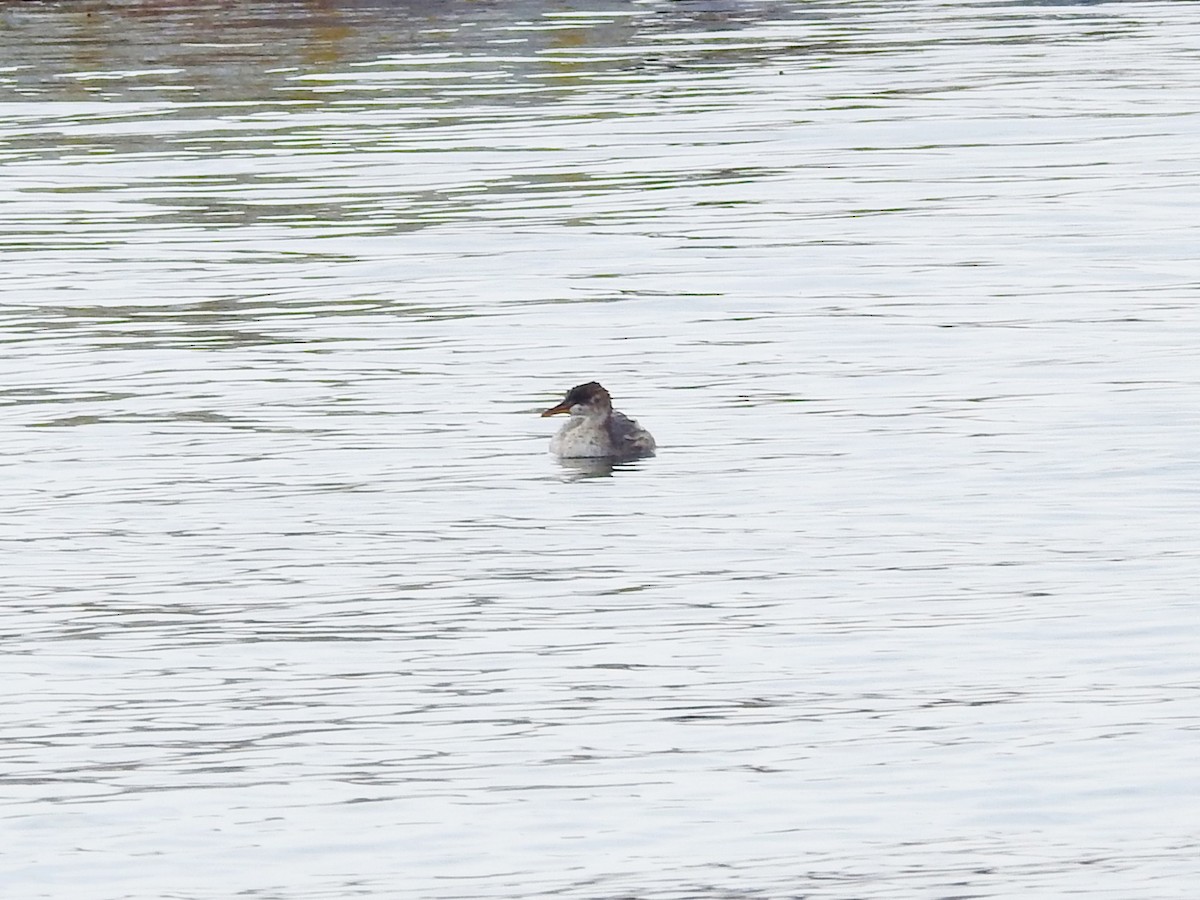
[3, 1, 1199, 897]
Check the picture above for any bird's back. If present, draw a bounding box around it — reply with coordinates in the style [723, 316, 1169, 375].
[606, 410, 656, 459]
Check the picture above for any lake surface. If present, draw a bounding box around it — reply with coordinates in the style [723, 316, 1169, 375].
[3, 1, 1199, 897]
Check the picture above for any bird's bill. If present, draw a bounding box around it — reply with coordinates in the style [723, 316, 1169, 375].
[541, 402, 571, 417]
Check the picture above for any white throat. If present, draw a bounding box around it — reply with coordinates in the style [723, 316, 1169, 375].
[571, 403, 609, 420]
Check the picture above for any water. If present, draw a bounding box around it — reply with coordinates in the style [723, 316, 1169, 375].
[3, 1, 1199, 897]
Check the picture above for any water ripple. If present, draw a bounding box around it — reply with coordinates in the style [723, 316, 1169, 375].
[3, 1, 1200, 898]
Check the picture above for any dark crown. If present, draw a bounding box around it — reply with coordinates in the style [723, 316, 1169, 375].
[565, 381, 611, 406]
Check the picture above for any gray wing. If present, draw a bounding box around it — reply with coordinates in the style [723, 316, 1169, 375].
[606, 411, 656, 458]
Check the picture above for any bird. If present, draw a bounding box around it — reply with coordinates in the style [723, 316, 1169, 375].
[540, 381, 656, 460]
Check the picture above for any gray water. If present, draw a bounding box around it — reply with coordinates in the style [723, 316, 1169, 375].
[3, 1, 1199, 897]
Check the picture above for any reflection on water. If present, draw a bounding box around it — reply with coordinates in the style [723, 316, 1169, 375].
[554, 455, 654, 479]
[3, 1, 1200, 898]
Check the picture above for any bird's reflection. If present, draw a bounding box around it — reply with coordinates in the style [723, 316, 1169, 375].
[556, 456, 651, 479]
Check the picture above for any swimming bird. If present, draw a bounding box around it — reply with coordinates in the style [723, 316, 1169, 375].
[540, 382, 656, 460]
